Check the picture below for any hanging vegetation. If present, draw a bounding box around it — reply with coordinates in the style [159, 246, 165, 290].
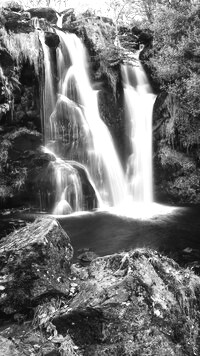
[0, 27, 40, 74]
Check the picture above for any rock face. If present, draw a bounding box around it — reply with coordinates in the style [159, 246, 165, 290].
[52, 249, 200, 355]
[28, 7, 58, 24]
[0, 218, 73, 316]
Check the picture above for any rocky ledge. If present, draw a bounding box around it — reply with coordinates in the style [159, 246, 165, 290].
[0, 218, 200, 355]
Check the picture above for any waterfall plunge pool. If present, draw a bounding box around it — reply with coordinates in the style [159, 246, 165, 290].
[2, 204, 200, 271]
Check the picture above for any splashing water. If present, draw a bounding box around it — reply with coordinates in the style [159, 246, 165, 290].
[40, 30, 176, 219]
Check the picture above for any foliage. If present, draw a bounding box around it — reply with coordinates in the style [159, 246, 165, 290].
[150, 2, 200, 117]
[0, 28, 40, 75]
[0, 128, 40, 201]
[156, 143, 200, 202]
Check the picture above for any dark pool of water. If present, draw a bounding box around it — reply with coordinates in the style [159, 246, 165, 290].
[1, 205, 200, 269]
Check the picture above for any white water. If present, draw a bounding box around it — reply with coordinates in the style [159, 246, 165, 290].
[121, 62, 156, 203]
[40, 30, 177, 219]
[39, 33, 56, 141]
[41, 31, 127, 213]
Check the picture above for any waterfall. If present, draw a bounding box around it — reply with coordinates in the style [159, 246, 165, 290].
[121, 61, 156, 204]
[41, 31, 127, 214]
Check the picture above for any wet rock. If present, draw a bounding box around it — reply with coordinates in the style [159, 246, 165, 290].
[62, 8, 75, 24]
[0, 218, 73, 317]
[45, 32, 60, 48]
[77, 250, 98, 266]
[0, 48, 14, 69]
[6, 128, 41, 160]
[2, 10, 21, 22]
[28, 8, 58, 24]
[42, 347, 60, 356]
[0, 336, 20, 356]
[52, 249, 200, 355]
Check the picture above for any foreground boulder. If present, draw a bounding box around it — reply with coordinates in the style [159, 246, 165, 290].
[0, 230, 200, 355]
[0, 218, 73, 317]
[52, 249, 200, 355]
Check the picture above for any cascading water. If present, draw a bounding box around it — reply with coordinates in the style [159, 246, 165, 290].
[41, 30, 127, 214]
[39, 28, 177, 218]
[121, 59, 156, 204]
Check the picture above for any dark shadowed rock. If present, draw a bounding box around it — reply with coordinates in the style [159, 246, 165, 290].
[0, 48, 14, 68]
[5, 19, 34, 33]
[28, 8, 58, 24]
[7, 128, 41, 158]
[0, 218, 73, 316]
[2, 10, 21, 22]
[45, 32, 60, 48]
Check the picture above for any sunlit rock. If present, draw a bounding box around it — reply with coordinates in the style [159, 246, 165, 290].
[0, 218, 73, 316]
[52, 249, 200, 355]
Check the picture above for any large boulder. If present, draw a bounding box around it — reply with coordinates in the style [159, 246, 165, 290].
[28, 7, 58, 24]
[45, 32, 60, 48]
[0, 218, 73, 317]
[51, 249, 200, 355]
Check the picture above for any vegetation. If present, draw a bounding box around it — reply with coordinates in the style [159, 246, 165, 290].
[0, 128, 40, 202]
[150, 2, 200, 116]
[0, 28, 40, 75]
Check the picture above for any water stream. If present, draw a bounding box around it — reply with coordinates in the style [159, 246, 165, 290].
[41, 31, 127, 213]
[40, 29, 161, 217]
[121, 61, 156, 203]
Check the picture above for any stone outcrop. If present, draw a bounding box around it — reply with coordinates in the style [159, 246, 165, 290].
[28, 7, 58, 25]
[0, 215, 200, 355]
[0, 218, 73, 317]
[51, 249, 200, 355]
[1, 236, 200, 355]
